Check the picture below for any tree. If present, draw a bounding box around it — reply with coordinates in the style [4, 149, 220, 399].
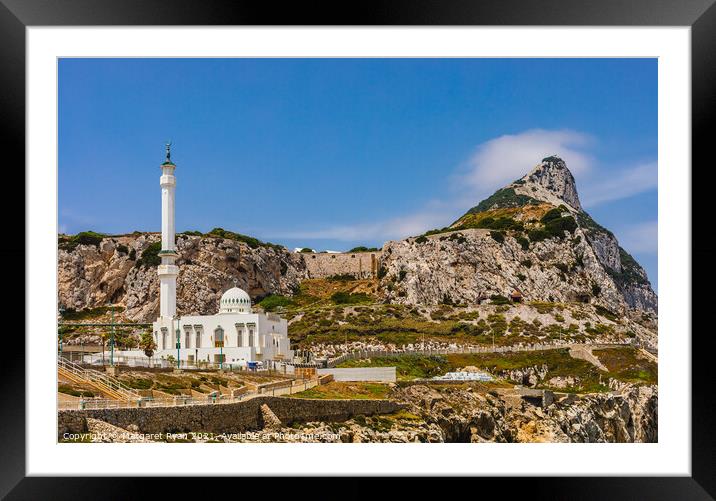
[139, 331, 156, 360]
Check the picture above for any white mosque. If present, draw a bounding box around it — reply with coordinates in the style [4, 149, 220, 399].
[117, 145, 293, 367]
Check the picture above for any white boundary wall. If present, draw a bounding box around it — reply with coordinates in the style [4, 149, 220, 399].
[317, 367, 396, 382]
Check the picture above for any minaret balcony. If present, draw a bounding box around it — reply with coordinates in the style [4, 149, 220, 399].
[157, 264, 179, 276]
[158, 249, 179, 257]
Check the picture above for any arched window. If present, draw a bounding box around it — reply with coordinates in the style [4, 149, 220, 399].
[161, 328, 168, 350]
[214, 326, 224, 348]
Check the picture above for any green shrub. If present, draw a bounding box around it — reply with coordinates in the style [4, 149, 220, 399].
[591, 283, 602, 297]
[531, 301, 556, 314]
[544, 215, 577, 236]
[348, 246, 380, 252]
[116, 244, 128, 255]
[136, 242, 162, 268]
[207, 227, 283, 250]
[377, 266, 387, 279]
[489, 231, 505, 243]
[58, 231, 106, 251]
[554, 262, 569, 274]
[327, 274, 356, 282]
[516, 273, 526, 281]
[258, 294, 294, 311]
[466, 188, 541, 214]
[540, 207, 564, 223]
[490, 294, 510, 305]
[594, 305, 618, 322]
[528, 228, 550, 242]
[487, 313, 508, 335]
[520, 259, 533, 268]
[415, 236, 428, 244]
[515, 236, 530, 250]
[331, 292, 371, 305]
[473, 217, 524, 231]
[574, 253, 584, 268]
[299, 247, 314, 253]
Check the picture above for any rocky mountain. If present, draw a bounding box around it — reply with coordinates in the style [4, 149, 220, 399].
[58, 231, 307, 322]
[379, 156, 657, 314]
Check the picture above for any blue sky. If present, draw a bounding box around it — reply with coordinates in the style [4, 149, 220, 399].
[59, 58, 657, 289]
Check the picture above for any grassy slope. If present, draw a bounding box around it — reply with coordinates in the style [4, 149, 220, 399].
[288, 381, 390, 400]
[337, 347, 657, 392]
[288, 298, 623, 349]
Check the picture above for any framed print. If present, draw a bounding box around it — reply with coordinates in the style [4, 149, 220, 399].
[2, 0, 713, 497]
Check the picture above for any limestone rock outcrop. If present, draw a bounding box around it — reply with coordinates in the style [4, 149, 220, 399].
[379, 157, 657, 315]
[58, 233, 308, 322]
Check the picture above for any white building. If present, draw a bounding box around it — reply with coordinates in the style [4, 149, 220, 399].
[116, 145, 293, 367]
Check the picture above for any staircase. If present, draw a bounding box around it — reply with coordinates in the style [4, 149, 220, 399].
[58, 358, 139, 401]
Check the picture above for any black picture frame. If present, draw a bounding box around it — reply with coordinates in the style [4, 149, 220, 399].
[1, 0, 712, 498]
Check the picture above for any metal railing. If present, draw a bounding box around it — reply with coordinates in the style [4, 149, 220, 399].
[58, 358, 139, 400]
[58, 376, 320, 411]
[75, 353, 294, 374]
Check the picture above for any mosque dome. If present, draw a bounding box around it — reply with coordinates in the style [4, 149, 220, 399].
[219, 286, 252, 314]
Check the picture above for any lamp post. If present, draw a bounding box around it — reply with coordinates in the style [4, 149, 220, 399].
[174, 315, 181, 370]
[58, 308, 65, 356]
[109, 303, 115, 367]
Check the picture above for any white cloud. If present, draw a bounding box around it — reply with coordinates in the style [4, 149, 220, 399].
[455, 129, 594, 193]
[270, 129, 657, 242]
[579, 162, 657, 208]
[615, 220, 658, 254]
[275, 203, 456, 242]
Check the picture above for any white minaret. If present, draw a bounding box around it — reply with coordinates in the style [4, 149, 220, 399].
[158, 142, 178, 320]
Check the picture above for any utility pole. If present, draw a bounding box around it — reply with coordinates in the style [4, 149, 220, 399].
[174, 315, 181, 370]
[58, 308, 65, 357]
[110, 304, 115, 367]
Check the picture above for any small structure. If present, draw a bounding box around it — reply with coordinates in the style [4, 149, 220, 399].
[510, 290, 523, 303]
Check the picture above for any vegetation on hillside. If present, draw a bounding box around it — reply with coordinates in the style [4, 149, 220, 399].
[288, 301, 622, 348]
[337, 346, 656, 392]
[58, 231, 107, 251]
[466, 188, 541, 214]
[205, 228, 283, 250]
[347, 246, 380, 253]
[418, 202, 578, 245]
[288, 381, 390, 400]
[135, 241, 162, 268]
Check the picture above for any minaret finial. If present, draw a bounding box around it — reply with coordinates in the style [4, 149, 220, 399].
[165, 141, 172, 162]
[233, 277, 238, 288]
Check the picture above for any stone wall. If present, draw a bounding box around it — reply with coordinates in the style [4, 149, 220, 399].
[302, 251, 381, 279]
[58, 396, 400, 437]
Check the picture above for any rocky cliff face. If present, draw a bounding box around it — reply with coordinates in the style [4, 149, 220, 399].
[390, 383, 657, 443]
[229, 383, 657, 443]
[58, 233, 307, 322]
[514, 156, 583, 211]
[379, 156, 657, 314]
